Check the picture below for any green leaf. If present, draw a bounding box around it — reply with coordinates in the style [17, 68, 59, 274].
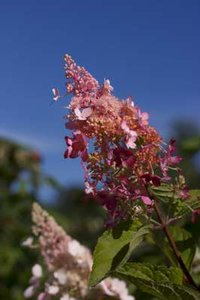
[115, 262, 183, 284]
[150, 186, 200, 219]
[170, 227, 196, 268]
[149, 184, 174, 204]
[174, 190, 200, 218]
[89, 219, 150, 286]
[153, 226, 196, 268]
[114, 262, 200, 300]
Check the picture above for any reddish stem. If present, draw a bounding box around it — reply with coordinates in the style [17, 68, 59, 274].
[154, 201, 200, 291]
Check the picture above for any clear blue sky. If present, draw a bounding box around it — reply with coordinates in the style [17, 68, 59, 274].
[0, 0, 200, 190]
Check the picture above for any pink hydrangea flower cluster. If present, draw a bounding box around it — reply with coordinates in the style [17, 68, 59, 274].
[23, 203, 135, 300]
[54, 55, 186, 224]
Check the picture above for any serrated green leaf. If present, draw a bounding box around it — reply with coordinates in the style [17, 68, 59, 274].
[150, 184, 174, 203]
[174, 190, 200, 218]
[150, 186, 200, 219]
[174, 285, 200, 300]
[150, 184, 200, 206]
[114, 262, 200, 300]
[89, 219, 150, 286]
[115, 262, 183, 284]
[131, 279, 200, 300]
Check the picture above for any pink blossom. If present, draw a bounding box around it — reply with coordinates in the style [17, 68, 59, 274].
[85, 181, 95, 195]
[24, 286, 35, 298]
[121, 121, 137, 149]
[141, 173, 161, 187]
[54, 54, 187, 223]
[74, 107, 92, 120]
[97, 191, 118, 219]
[160, 139, 182, 180]
[112, 148, 136, 168]
[168, 155, 182, 165]
[64, 54, 99, 103]
[101, 79, 114, 94]
[64, 131, 88, 161]
[137, 108, 149, 126]
[141, 196, 152, 205]
[37, 293, 48, 300]
[179, 187, 189, 199]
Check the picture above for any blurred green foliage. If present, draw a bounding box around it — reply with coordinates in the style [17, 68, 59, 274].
[171, 120, 200, 189]
[0, 138, 42, 299]
[51, 188, 105, 249]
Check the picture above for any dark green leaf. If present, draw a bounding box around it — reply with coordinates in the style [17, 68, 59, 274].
[114, 263, 200, 300]
[149, 184, 174, 203]
[114, 262, 183, 284]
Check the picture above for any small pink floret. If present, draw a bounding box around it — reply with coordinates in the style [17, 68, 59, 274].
[141, 196, 152, 205]
[137, 109, 149, 126]
[121, 121, 137, 149]
[64, 131, 88, 160]
[74, 107, 92, 120]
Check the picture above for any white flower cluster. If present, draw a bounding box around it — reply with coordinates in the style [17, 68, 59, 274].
[23, 203, 135, 300]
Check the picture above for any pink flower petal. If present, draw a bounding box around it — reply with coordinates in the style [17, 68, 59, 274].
[126, 137, 137, 149]
[74, 107, 92, 120]
[141, 196, 152, 205]
[121, 121, 130, 133]
[24, 286, 35, 298]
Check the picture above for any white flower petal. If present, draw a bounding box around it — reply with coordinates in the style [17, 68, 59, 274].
[47, 285, 59, 295]
[32, 264, 42, 278]
[22, 237, 33, 247]
[54, 268, 68, 285]
[60, 294, 76, 300]
[24, 286, 35, 298]
[68, 240, 85, 258]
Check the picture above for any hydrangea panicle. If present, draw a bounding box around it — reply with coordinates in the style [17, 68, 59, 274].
[24, 203, 135, 300]
[54, 54, 188, 224]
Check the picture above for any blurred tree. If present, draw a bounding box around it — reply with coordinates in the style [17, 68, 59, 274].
[170, 120, 200, 189]
[51, 187, 106, 249]
[0, 137, 60, 300]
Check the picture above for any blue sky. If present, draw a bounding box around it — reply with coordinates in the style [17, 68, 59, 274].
[0, 0, 200, 190]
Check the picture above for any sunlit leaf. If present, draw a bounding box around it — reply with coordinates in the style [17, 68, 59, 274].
[89, 219, 150, 286]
